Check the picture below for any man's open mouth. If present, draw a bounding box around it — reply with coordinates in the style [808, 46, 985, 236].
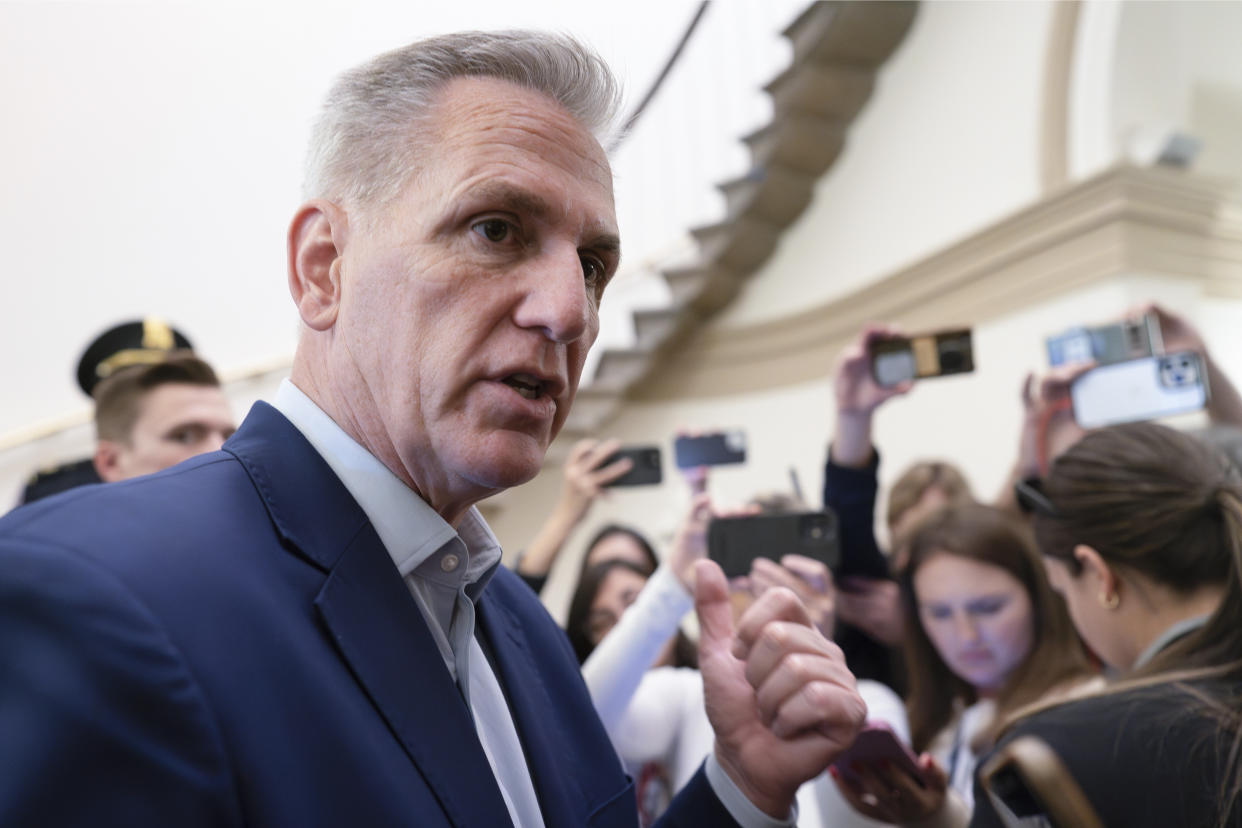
[502, 373, 545, 400]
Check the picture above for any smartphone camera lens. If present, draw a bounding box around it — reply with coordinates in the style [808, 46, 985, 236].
[800, 514, 829, 543]
[1159, 356, 1198, 388]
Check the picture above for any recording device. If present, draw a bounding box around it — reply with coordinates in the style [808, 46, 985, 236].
[674, 431, 747, 470]
[979, 736, 1105, 828]
[1046, 313, 1162, 367]
[707, 510, 839, 578]
[599, 446, 662, 487]
[830, 723, 923, 789]
[869, 329, 974, 388]
[1071, 351, 1209, 428]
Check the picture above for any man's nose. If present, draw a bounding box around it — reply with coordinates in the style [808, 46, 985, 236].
[513, 245, 592, 343]
[204, 432, 229, 453]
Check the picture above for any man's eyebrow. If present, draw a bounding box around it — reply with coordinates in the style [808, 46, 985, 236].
[462, 181, 554, 219]
[588, 232, 622, 260]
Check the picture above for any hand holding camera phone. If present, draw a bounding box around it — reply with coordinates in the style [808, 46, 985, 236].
[598, 445, 663, 487]
[869, 329, 975, 389]
[830, 723, 924, 789]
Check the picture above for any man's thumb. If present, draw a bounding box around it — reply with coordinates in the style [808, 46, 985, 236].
[693, 559, 734, 656]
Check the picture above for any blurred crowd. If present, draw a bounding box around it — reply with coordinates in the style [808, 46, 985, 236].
[511, 303, 1242, 827]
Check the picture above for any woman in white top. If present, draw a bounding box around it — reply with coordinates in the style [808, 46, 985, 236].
[834, 503, 1092, 826]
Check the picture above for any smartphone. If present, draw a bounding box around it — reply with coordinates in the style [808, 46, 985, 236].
[979, 736, 1105, 828]
[1071, 351, 1209, 428]
[830, 723, 922, 789]
[599, 446, 662, 487]
[674, 431, 746, 470]
[870, 329, 974, 388]
[707, 510, 839, 578]
[1046, 313, 1163, 367]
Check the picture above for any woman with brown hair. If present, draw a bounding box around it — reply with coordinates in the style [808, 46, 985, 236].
[834, 503, 1092, 825]
[968, 422, 1242, 827]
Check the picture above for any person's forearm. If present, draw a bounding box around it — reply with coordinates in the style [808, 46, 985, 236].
[832, 412, 875, 469]
[517, 502, 584, 577]
[1206, 354, 1242, 427]
[582, 565, 692, 731]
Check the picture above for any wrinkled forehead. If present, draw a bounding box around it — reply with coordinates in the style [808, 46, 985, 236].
[424, 76, 614, 194]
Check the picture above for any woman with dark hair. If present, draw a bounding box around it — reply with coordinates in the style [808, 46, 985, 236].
[565, 558, 695, 667]
[835, 503, 1091, 825]
[967, 422, 1242, 827]
[579, 523, 660, 575]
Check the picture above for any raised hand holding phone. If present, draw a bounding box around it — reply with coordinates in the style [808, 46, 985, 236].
[833, 325, 914, 469]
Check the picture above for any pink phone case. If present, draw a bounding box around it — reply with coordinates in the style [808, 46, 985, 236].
[831, 723, 923, 788]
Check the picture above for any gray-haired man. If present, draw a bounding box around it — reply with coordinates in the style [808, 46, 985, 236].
[0, 31, 863, 827]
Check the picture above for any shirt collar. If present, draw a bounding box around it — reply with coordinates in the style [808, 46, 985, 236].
[1133, 613, 1211, 669]
[271, 380, 501, 593]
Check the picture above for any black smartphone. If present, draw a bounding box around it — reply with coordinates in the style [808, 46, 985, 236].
[870, 329, 974, 388]
[707, 510, 840, 578]
[599, 446, 663, 487]
[674, 432, 746, 470]
[979, 736, 1104, 828]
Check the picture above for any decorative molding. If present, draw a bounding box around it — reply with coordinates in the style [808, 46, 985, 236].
[562, 0, 920, 436]
[628, 164, 1242, 402]
[1040, 0, 1080, 193]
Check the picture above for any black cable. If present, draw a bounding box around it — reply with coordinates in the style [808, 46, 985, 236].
[608, 1, 711, 152]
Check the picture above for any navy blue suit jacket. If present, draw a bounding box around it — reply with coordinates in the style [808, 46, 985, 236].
[0, 404, 734, 827]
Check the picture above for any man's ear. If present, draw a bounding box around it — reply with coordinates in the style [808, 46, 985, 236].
[93, 440, 125, 483]
[288, 199, 349, 331]
[1073, 543, 1118, 596]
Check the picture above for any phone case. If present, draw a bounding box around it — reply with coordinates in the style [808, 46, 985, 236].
[1071, 351, 1208, 429]
[1046, 313, 1162, 367]
[673, 432, 746, 469]
[706, 511, 839, 578]
[601, 446, 662, 487]
[870, 330, 974, 388]
[830, 723, 922, 788]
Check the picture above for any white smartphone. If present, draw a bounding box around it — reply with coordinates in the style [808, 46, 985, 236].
[1071, 351, 1209, 429]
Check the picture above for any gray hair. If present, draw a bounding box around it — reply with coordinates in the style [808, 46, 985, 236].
[303, 30, 622, 210]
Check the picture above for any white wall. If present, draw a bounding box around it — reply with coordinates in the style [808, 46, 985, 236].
[717, 0, 1054, 328]
[1110, 1, 1242, 179]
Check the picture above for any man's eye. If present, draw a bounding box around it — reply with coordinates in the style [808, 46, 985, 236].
[581, 255, 606, 288]
[167, 426, 203, 445]
[472, 218, 513, 243]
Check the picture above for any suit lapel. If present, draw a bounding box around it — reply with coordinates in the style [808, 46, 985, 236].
[478, 592, 587, 828]
[226, 403, 514, 828]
